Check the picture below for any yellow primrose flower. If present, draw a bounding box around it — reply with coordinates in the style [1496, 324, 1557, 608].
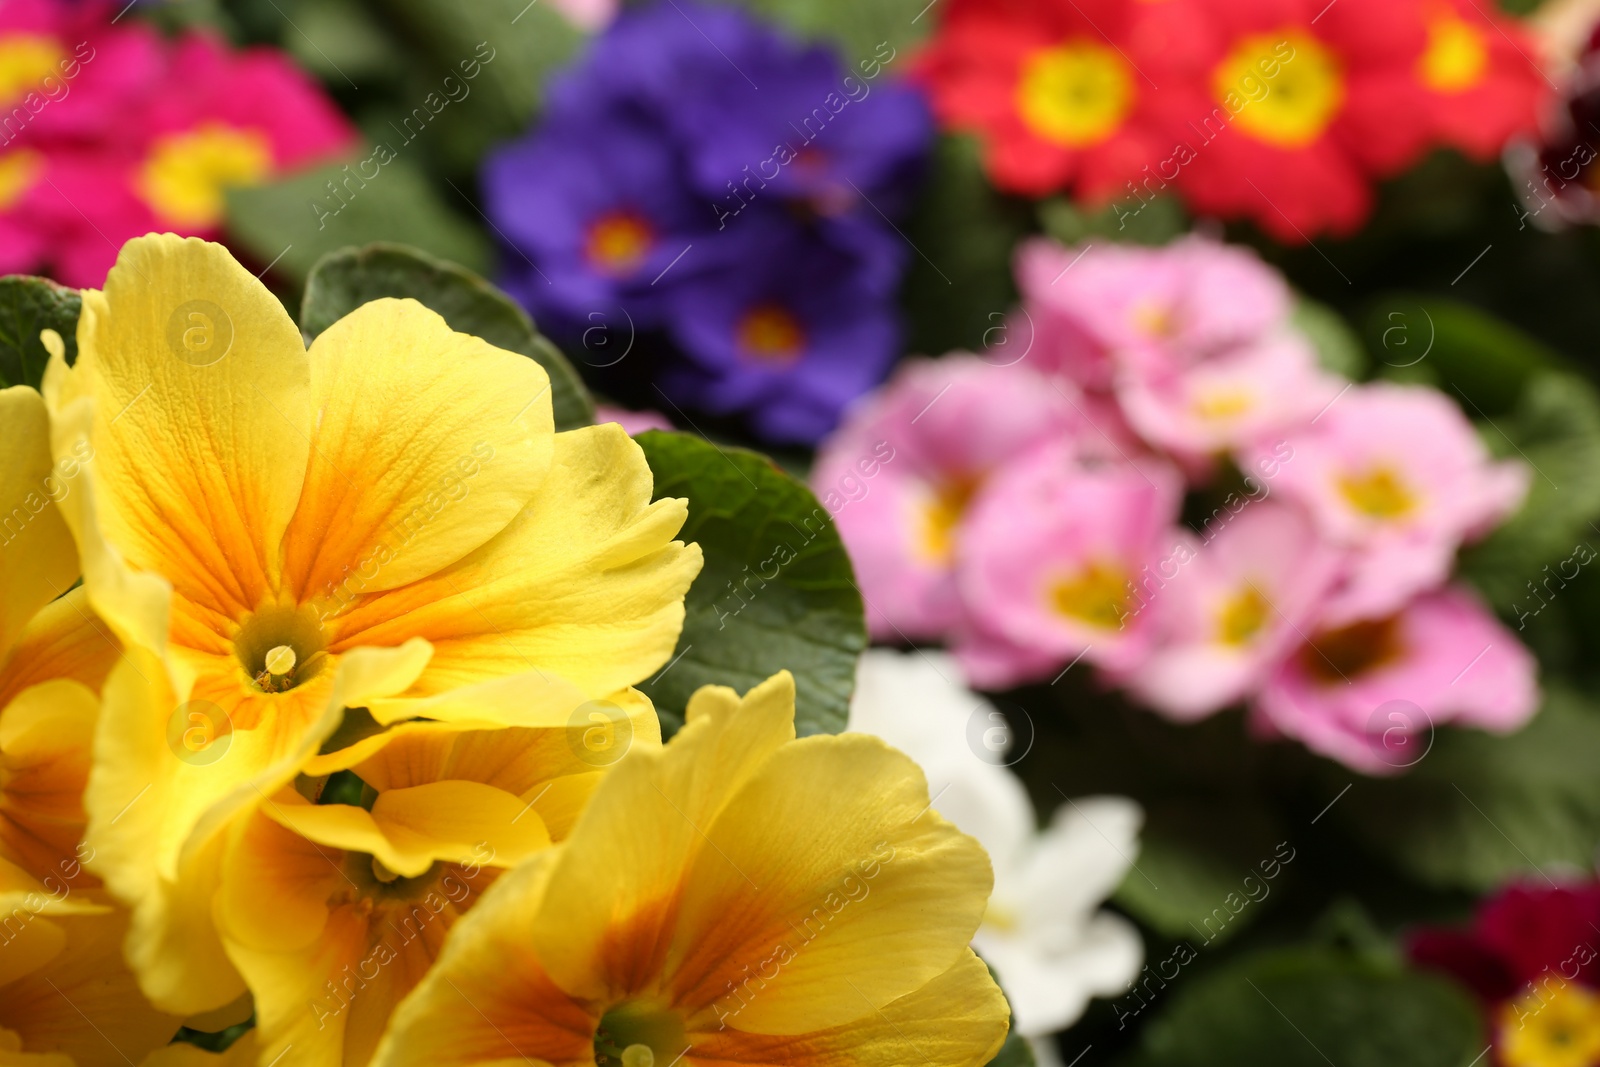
[40, 234, 702, 1015]
[372, 672, 1009, 1067]
[0, 385, 182, 1065]
[212, 688, 659, 1067]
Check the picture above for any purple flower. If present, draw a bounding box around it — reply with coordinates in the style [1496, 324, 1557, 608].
[482, 113, 710, 331]
[661, 212, 901, 443]
[479, 0, 932, 443]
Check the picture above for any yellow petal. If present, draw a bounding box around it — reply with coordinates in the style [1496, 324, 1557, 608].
[281, 297, 556, 602]
[69, 234, 312, 620]
[666, 734, 991, 1033]
[0, 678, 97, 883]
[0, 386, 78, 661]
[370, 853, 595, 1067]
[260, 781, 548, 881]
[83, 641, 430, 1014]
[0, 586, 121, 713]
[532, 673, 795, 1002]
[690, 950, 1008, 1067]
[136, 1032, 259, 1067]
[1, 910, 183, 1067]
[331, 423, 702, 701]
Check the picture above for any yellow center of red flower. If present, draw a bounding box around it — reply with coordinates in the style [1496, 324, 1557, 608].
[1420, 14, 1488, 93]
[0, 34, 60, 108]
[735, 304, 805, 364]
[0, 149, 42, 212]
[136, 122, 274, 229]
[1016, 40, 1135, 148]
[1049, 561, 1131, 630]
[1215, 32, 1344, 148]
[1216, 585, 1270, 645]
[585, 211, 656, 275]
[1497, 981, 1600, 1067]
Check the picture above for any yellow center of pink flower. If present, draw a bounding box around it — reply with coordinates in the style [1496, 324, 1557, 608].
[1191, 387, 1256, 422]
[585, 211, 656, 275]
[1016, 40, 1135, 148]
[916, 476, 979, 564]
[1049, 561, 1131, 630]
[1215, 32, 1344, 148]
[1338, 465, 1416, 520]
[736, 304, 805, 364]
[1420, 14, 1488, 93]
[136, 122, 274, 229]
[0, 34, 60, 108]
[1497, 981, 1600, 1067]
[0, 149, 42, 212]
[1216, 585, 1270, 645]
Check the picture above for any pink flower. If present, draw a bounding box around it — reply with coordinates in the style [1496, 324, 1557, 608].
[955, 442, 1185, 686]
[812, 355, 1080, 641]
[1125, 502, 1344, 721]
[1254, 585, 1539, 774]
[0, 12, 356, 286]
[1115, 330, 1344, 459]
[594, 404, 673, 435]
[545, 0, 620, 30]
[1266, 382, 1530, 623]
[1014, 234, 1290, 389]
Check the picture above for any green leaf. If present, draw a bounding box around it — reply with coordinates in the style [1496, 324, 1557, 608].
[716, 0, 929, 70]
[1113, 800, 1287, 947]
[633, 430, 866, 737]
[1459, 371, 1600, 614]
[368, 0, 581, 157]
[1334, 685, 1600, 892]
[226, 160, 492, 287]
[1038, 195, 1188, 248]
[901, 135, 1033, 357]
[1360, 295, 1566, 416]
[1292, 298, 1368, 379]
[300, 243, 593, 431]
[1124, 946, 1482, 1067]
[0, 275, 80, 389]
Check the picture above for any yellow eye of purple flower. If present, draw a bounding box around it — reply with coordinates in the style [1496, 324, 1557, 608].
[585, 211, 656, 275]
[736, 303, 806, 364]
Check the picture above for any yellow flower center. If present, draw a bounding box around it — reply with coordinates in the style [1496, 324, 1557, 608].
[1216, 32, 1344, 148]
[0, 149, 42, 212]
[595, 1000, 687, 1067]
[1337, 464, 1415, 520]
[0, 35, 61, 108]
[736, 304, 805, 365]
[135, 122, 274, 229]
[1216, 586, 1270, 645]
[1498, 982, 1600, 1067]
[1016, 40, 1135, 148]
[1420, 14, 1488, 93]
[916, 476, 979, 564]
[234, 604, 328, 701]
[1132, 300, 1176, 338]
[983, 901, 1022, 933]
[1191, 388, 1256, 422]
[1049, 561, 1131, 630]
[1301, 616, 1403, 684]
[585, 211, 656, 275]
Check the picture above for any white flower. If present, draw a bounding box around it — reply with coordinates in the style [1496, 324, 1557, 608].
[848, 648, 1145, 1038]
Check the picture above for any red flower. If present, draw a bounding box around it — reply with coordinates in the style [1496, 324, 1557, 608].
[1404, 0, 1548, 161]
[915, 0, 1197, 201]
[1173, 0, 1431, 241]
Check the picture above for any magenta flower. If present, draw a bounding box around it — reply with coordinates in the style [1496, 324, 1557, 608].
[1265, 382, 1530, 624]
[1254, 585, 1539, 773]
[811, 355, 1080, 641]
[955, 442, 1185, 687]
[1125, 503, 1345, 722]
